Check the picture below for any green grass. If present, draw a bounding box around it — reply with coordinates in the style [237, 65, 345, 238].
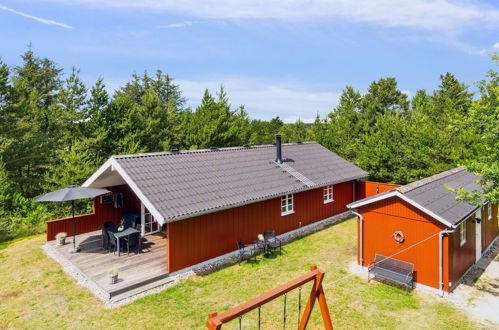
[0, 233, 42, 251]
[0, 218, 479, 329]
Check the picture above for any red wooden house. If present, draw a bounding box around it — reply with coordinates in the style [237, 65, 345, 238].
[46, 136, 367, 273]
[348, 168, 498, 294]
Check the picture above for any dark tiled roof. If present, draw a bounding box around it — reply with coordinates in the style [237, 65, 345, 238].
[349, 168, 482, 226]
[401, 168, 482, 225]
[115, 142, 368, 222]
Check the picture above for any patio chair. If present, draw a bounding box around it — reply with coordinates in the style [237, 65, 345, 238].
[123, 211, 140, 229]
[101, 228, 110, 250]
[103, 221, 113, 228]
[107, 231, 119, 254]
[237, 240, 255, 263]
[263, 231, 282, 255]
[124, 232, 141, 255]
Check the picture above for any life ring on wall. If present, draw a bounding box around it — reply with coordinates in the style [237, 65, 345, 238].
[393, 231, 405, 243]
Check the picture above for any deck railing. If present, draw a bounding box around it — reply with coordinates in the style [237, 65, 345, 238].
[46, 213, 99, 241]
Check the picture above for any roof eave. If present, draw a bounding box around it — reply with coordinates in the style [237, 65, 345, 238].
[163, 175, 367, 223]
[82, 157, 166, 225]
[348, 190, 454, 228]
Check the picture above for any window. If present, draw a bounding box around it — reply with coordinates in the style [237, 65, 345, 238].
[460, 221, 466, 246]
[488, 203, 492, 220]
[323, 185, 333, 203]
[114, 193, 123, 209]
[100, 192, 113, 204]
[281, 194, 294, 216]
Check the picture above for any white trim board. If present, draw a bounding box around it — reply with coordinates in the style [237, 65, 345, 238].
[348, 191, 455, 228]
[82, 157, 165, 225]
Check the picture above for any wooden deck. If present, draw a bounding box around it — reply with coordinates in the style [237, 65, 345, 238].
[47, 230, 168, 299]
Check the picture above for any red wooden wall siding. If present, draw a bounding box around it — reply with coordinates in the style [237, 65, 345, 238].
[447, 213, 476, 290]
[481, 204, 498, 252]
[46, 185, 140, 240]
[355, 181, 400, 200]
[167, 181, 355, 273]
[357, 197, 450, 291]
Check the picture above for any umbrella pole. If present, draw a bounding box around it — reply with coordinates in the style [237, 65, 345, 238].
[72, 200, 76, 249]
[70, 200, 80, 253]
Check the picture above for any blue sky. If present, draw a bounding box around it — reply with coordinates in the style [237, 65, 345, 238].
[0, 0, 498, 122]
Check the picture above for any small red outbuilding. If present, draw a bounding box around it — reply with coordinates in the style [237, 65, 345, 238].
[348, 168, 498, 294]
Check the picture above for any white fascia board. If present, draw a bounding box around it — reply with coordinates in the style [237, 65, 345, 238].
[348, 191, 454, 228]
[347, 191, 398, 209]
[83, 157, 165, 226]
[82, 157, 114, 187]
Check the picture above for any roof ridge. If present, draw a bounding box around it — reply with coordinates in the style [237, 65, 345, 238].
[113, 142, 318, 159]
[397, 167, 465, 194]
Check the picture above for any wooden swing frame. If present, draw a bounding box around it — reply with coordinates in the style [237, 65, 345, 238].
[206, 266, 333, 329]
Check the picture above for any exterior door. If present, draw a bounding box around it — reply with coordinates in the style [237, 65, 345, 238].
[140, 202, 160, 236]
[475, 209, 482, 262]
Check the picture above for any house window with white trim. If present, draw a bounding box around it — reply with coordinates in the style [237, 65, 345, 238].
[323, 185, 333, 204]
[281, 194, 294, 216]
[488, 203, 492, 220]
[460, 221, 466, 246]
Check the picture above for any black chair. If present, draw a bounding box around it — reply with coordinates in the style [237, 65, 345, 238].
[263, 231, 282, 255]
[123, 212, 140, 229]
[124, 232, 141, 255]
[107, 231, 118, 254]
[237, 240, 255, 263]
[101, 228, 110, 250]
[103, 221, 114, 228]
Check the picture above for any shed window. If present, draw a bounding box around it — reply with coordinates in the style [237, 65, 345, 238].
[281, 194, 294, 216]
[323, 185, 333, 204]
[459, 221, 466, 246]
[488, 203, 492, 220]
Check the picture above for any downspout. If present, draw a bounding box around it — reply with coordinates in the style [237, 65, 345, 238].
[439, 228, 455, 296]
[352, 210, 364, 268]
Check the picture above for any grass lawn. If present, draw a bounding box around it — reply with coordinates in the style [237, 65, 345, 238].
[0, 218, 479, 329]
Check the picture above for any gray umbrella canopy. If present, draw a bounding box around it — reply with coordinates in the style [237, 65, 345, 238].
[35, 185, 111, 202]
[35, 185, 111, 253]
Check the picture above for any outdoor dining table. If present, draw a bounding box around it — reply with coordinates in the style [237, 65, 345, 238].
[107, 226, 140, 256]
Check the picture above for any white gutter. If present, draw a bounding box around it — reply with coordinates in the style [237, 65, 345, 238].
[352, 210, 364, 268]
[438, 228, 455, 296]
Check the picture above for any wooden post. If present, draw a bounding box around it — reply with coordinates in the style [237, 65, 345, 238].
[140, 202, 145, 237]
[206, 265, 333, 329]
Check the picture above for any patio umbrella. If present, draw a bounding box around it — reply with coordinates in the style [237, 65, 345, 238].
[35, 185, 111, 253]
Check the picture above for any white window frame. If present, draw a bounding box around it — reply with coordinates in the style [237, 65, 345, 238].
[460, 221, 466, 246]
[323, 185, 334, 204]
[281, 194, 294, 216]
[488, 203, 492, 220]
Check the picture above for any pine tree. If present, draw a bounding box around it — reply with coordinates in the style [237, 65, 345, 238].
[57, 67, 88, 150]
[182, 87, 243, 149]
[360, 77, 409, 131]
[6, 48, 62, 196]
[458, 56, 499, 204]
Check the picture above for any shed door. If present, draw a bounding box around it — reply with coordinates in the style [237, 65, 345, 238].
[475, 209, 482, 262]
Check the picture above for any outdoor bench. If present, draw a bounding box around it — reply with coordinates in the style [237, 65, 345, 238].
[368, 254, 414, 293]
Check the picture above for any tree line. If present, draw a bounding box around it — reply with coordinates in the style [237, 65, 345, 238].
[0, 48, 496, 241]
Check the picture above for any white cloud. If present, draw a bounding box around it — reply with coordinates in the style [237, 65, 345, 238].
[0, 4, 72, 29]
[46, 0, 499, 32]
[493, 42, 499, 49]
[177, 77, 341, 123]
[159, 20, 197, 28]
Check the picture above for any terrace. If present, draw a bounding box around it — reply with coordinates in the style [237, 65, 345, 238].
[44, 230, 171, 302]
